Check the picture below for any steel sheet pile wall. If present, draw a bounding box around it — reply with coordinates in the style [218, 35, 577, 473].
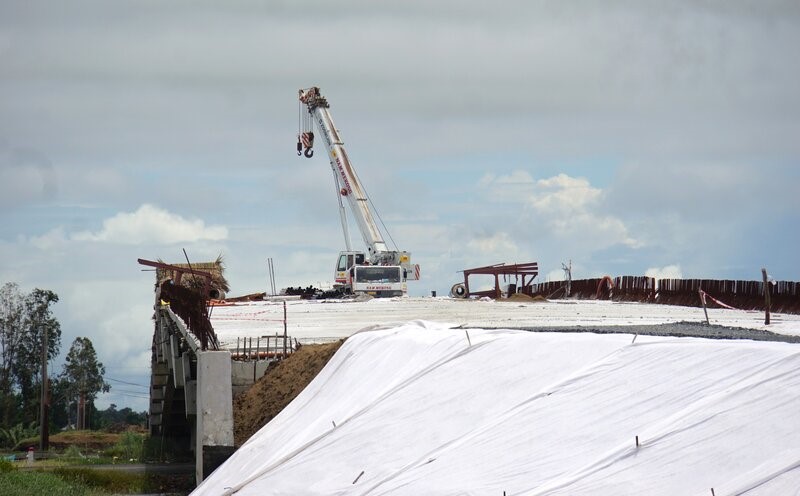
[528, 276, 800, 314]
[527, 278, 604, 299]
[613, 276, 656, 302]
[657, 278, 800, 313]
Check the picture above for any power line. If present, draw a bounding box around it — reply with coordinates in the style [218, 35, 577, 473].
[112, 388, 151, 396]
[106, 377, 149, 388]
[107, 392, 150, 400]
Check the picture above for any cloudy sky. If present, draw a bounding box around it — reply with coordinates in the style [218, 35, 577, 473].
[1, 1, 798, 411]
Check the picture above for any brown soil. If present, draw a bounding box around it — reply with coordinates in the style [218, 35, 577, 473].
[16, 430, 122, 451]
[233, 340, 345, 446]
[505, 293, 547, 302]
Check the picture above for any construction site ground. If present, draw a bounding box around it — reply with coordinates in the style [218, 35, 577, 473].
[227, 297, 800, 451]
[210, 296, 800, 349]
[233, 340, 344, 446]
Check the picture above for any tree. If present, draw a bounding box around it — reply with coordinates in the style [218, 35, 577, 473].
[49, 375, 74, 429]
[0, 284, 61, 428]
[94, 403, 148, 430]
[61, 337, 110, 430]
[14, 289, 61, 422]
[0, 283, 24, 426]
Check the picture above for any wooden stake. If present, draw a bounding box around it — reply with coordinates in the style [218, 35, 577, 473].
[635, 435, 639, 447]
[699, 288, 710, 325]
[465, 330, 472, 347]
[762, 268, 771, 325]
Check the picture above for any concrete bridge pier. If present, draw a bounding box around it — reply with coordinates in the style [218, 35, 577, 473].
[150, 306, 236, 484]
[196, 351, 235, 482]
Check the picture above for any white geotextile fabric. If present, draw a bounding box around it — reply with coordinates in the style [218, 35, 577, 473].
[194, 321, 800, 495]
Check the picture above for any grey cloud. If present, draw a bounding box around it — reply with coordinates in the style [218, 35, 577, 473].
[2, 0, 798, 177]
[0, 147, 57, 208]
[605, 162, 800, 221]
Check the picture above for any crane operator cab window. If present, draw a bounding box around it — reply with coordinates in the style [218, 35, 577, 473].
[337, 254, 349, 272]
[338, 252, 366, 272]
[354, 266, 402, 283]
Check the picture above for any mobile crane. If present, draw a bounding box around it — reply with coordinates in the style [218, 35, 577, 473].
[298, 86, 419, 297]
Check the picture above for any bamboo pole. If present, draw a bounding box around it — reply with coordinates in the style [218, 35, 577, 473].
[762, 268, 771, 325]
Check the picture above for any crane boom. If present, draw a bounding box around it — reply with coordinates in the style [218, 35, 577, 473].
[298, 86, 419, 296]
[299, 87, 394, 262]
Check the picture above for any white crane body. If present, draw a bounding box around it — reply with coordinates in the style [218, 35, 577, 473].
[299, 87, 419, 297]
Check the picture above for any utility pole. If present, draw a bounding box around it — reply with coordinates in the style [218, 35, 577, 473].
[39, 326, 49, 451]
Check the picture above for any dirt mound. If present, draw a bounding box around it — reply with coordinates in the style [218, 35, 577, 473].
[505, 293, 547, 302]
[233, 340, 345, 446]
[16, 430, 121, 451]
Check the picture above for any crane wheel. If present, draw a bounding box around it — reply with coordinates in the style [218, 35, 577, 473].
[450, 283, 467, 298]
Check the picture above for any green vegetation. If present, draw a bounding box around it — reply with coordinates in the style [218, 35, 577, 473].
[0, 460, 191, 495]
[0, 281, 188, 493]
[94, 404, 148, 431]
[104, 431, 145, 462]
[0, 422, 37, 450]
[54, 467, 150, 493]
[0, 457, 14, 473]
[0, 470, 94, 496]
[0, 466, 187, 495]
[1, 283, 61, 432]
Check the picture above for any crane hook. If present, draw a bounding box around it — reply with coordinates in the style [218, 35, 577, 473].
[300, 131, 315, 158]
[296, 137, 302, 156]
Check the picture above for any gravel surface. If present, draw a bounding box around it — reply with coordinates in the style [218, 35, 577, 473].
[480, 321, 800, 344]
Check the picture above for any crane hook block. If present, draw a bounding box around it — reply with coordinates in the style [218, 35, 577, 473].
[301, 131, 315, 158]
[296, 138, 302, 156]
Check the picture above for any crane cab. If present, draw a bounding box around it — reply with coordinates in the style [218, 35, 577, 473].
[335, 251, 366, 285]
[334, 251, 407, 297]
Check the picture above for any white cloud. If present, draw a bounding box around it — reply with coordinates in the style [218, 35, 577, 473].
[528, 174, 640, 249]
[478, 172, 640, 252]
[479, 170, 535, 187]
[30, 226, 68, 250]
[466, 232, 521, 259]
[530, 174, 600, 213]
[646, 264, 683, 280]
[72, 204, 228, 245]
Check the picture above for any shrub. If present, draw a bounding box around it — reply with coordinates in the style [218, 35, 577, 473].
[53, 467, 143, 493]
[0, 422, 37, 450]
[104, 431, 145, 462]
[0, 470, 89, 496]
[62, 445, 84, 460]
[0, 457, 15, 473]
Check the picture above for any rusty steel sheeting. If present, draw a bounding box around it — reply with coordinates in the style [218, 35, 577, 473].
[459, 262, 539, 299]
[138, 258, 213, 301]
[139, 258, 219, 351]
[528, 275, 800, 314]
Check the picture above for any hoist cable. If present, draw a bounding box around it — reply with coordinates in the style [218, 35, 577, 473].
[351, 167, 399, 252]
